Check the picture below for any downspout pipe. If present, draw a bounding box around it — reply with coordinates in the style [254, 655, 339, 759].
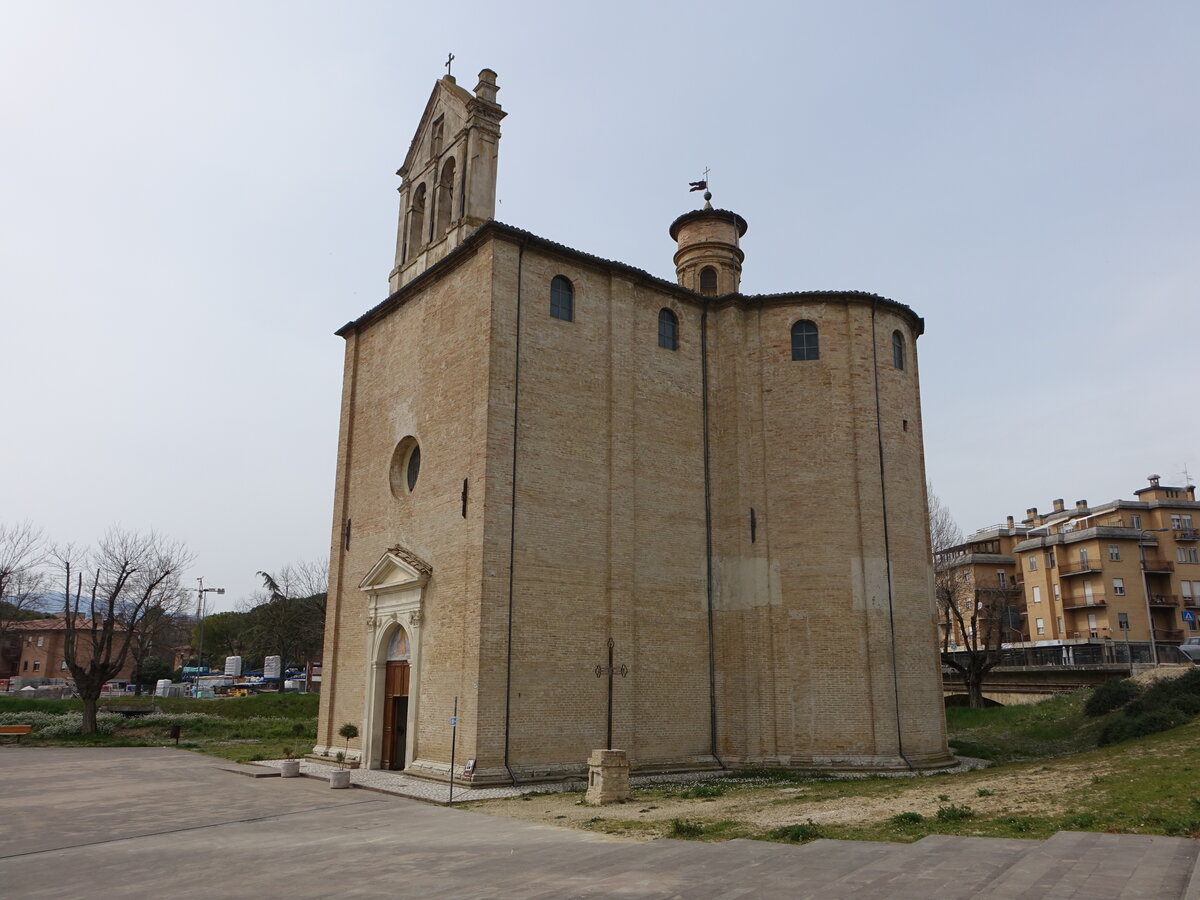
[869, 298, 915, 773]
[701, 305, 725, 769]
[503, 240, 526, 785]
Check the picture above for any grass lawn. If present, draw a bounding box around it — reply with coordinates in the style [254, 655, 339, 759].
[0, 692, 318, 763]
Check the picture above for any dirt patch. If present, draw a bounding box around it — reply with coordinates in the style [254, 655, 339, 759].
[466, 762, 1107, 838]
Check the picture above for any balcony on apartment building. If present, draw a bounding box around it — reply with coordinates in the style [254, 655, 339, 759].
[1058, 558, 1105, 577]
[1061, 593, 1110, 610]
[1140, 556, 1174, 572]
[1147, 594, 1180, 607]
[1154, 628, 1185, 642]
[1176, 530, 1199, 541]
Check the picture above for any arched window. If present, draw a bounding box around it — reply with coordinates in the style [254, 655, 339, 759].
[550, 275, 573, 321]
[699, 266, 718, 295]
[658, 308, 678, 350]
[791, 320, 819, 361]
[435, 157, 455, 234]
[892, 330, 905, 370]
[407, 183, 426, 258]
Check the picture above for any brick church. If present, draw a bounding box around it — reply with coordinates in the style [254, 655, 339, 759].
[314, 67, 955, 783]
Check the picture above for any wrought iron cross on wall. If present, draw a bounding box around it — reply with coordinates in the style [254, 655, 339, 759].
[594, 638, 628, 749]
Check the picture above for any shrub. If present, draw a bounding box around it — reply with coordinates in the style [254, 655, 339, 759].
[935, 804, 975, 822]
[1084, 679, 1140, 716]
[669, 819, 704, 838]
[1061, 812, 1097, 829]
[770, 820, 823, 843]
[1170, 694, 1200, 717]
[889, 811, 924, 826]
[679, 783, 725, 799]
[1099, 707, 1190, 746]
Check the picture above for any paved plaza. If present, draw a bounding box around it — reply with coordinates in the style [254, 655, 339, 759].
[3, 748, 1199, 898]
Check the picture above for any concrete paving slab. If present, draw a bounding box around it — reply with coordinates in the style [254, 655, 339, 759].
[3, 748, 1198, 899]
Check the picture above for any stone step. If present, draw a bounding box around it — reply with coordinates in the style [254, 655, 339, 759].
[976, 830, 1199, 899]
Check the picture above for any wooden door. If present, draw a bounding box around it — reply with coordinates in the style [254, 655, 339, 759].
[381, 661, 410, 770]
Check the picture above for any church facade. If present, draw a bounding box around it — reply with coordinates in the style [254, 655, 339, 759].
[314, 68, 955, 783]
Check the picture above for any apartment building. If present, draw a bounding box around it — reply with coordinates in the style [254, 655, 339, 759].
[936, 521, 1029, 649]
[1013, 477, 1198, 650]
[946, 476, 1199, 660]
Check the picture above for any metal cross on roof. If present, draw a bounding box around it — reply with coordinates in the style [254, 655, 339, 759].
[445, 52, 455, 77]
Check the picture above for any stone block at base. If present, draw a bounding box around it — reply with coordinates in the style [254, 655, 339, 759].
[585, 749, 630, 805]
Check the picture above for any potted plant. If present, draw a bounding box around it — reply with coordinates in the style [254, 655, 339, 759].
[329, 722, 358, 789]
[280, 746, 300, 778]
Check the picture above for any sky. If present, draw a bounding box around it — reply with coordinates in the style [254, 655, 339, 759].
[2, 1, 1197, 611]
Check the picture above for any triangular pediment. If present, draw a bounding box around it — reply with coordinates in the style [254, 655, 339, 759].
[358, 546, 432, 592]
[398, 77, 474, 179]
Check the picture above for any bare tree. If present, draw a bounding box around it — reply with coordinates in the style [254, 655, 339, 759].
[0, 523, 49, 654]
[928, 483, 963, 556]
[246, 560, 328, 689]
[929, 486, 1015, 707]
[54, 530, 193, 732]
[127, 598, 190, 695]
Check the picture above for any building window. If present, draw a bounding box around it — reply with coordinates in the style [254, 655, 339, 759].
[997, 571, 1007, 587]
[550, 275, 574, 321]
[891, 330, 905, 369]
[1185, 515, 1195, 529]
[790, 320, 819, 361]
[1118, 612, 1129, 630]
[1113, 577, 1125, 596]
[1178, 547, 1200, 564]
[1035, 618, 1045, 635]
[1028, 556, 1037, 571]
[389, 437, 421, 499]
[1108, 544, 1120, 561]
[658, 308, 679, 350]
[1057, 615, 1064, 633]
[1172, 515, 1182, 530]
[430, 116, 444, 156]
[1053, 583, 1060, 602]
[435, 156, 456, 234]
[1183, 581, 1194, 603]
[36, 636, 44, 647]
[1087, 613, 1098, 636]
[1131, 514, 1142, 529]
[60, 661, 67, 670]
[1046, 551, 1056, 569]
[32, 660, 40, 671]
[22, 660, 27, 671]
[407, 183, 427, 258]
[699, 266, 718, 295]
[1079, 548, 1089, 566]
[1032, 586, 1042, 604]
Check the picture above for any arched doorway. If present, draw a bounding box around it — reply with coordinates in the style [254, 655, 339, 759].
[381, 627, 411, 770]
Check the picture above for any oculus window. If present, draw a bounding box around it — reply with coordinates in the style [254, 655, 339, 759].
[389, 437, 421, 498]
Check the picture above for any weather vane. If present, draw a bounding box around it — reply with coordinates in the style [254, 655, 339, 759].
[445, 52, 455, 77]
[688, 166, 710, 193]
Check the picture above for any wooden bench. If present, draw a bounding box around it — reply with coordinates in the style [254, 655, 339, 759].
[0, 724, 33, 743]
